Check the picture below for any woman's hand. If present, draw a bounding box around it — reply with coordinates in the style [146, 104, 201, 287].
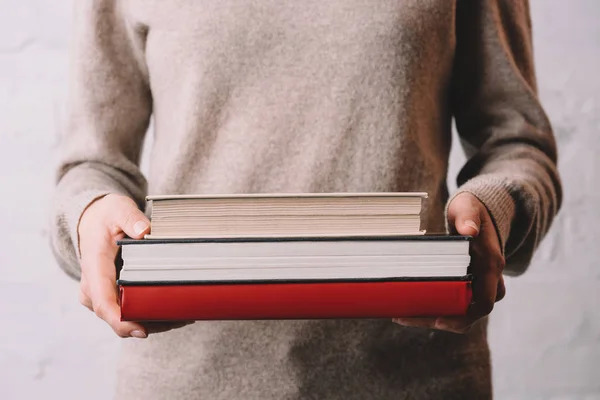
[393, 192, 506, 333]
[78, 194, 193, 338]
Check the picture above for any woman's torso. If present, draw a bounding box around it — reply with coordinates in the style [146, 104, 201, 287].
[118, 1, 491, 398]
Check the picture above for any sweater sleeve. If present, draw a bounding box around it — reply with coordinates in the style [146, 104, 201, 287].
[447, 0, 562, 276]
[50, 0, 151, 280]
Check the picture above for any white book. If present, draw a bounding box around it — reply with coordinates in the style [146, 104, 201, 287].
[118, 236, 471, 282]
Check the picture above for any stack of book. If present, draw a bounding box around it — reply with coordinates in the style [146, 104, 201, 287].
[117, 193, 472, 321]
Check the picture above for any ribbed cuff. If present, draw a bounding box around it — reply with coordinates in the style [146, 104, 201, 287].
[446, 175, 516, 254]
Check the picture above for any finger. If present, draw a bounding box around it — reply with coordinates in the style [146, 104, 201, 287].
[446, 193, 482, 237]
[496, 274, 506, 302]
[86, 250, 147, 338]
[107, 196, 150, 239]
[392, 317, 437, 329]
[144, 321, 195, 335]
[470, 270, 498, 317]
[452, 196, 504, 317]
[432, 317, 478, 334]
[395, 317, 477, 334]
[468, 243, 504, 318]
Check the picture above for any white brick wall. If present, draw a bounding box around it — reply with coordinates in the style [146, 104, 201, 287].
[1, 1, 598, 399]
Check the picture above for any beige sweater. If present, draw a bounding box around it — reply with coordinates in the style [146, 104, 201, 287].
[51, 0, 561, 398]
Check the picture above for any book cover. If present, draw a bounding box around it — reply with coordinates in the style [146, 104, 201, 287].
[118, 279, 472, 321]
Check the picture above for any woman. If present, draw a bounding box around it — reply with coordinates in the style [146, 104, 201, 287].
[51, 0, 561, 398]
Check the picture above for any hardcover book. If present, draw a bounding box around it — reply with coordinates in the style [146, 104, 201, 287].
[117, 235, 472, 321]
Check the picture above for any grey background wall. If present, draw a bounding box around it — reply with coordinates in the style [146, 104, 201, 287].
[1, 0, 598, 399]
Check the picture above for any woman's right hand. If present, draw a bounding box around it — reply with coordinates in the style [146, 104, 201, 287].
[78, 194, 192, 338]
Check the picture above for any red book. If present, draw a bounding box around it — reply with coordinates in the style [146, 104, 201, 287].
[119, 279, 472, 321]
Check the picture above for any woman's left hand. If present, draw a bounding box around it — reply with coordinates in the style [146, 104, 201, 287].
[393, 192, 506, 333]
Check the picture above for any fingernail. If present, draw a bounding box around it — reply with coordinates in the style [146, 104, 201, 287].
[130, 330, 147, 339]
[133, 221, 148, 236]
[434, 320, 448, 330]
[465, 220, 479, 234]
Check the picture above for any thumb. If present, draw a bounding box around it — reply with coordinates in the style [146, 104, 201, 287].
[447, 192, 482, 237]
[108, 195, 151, 239]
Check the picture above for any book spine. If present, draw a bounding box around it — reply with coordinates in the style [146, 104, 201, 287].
[119, 280, 471, 321]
